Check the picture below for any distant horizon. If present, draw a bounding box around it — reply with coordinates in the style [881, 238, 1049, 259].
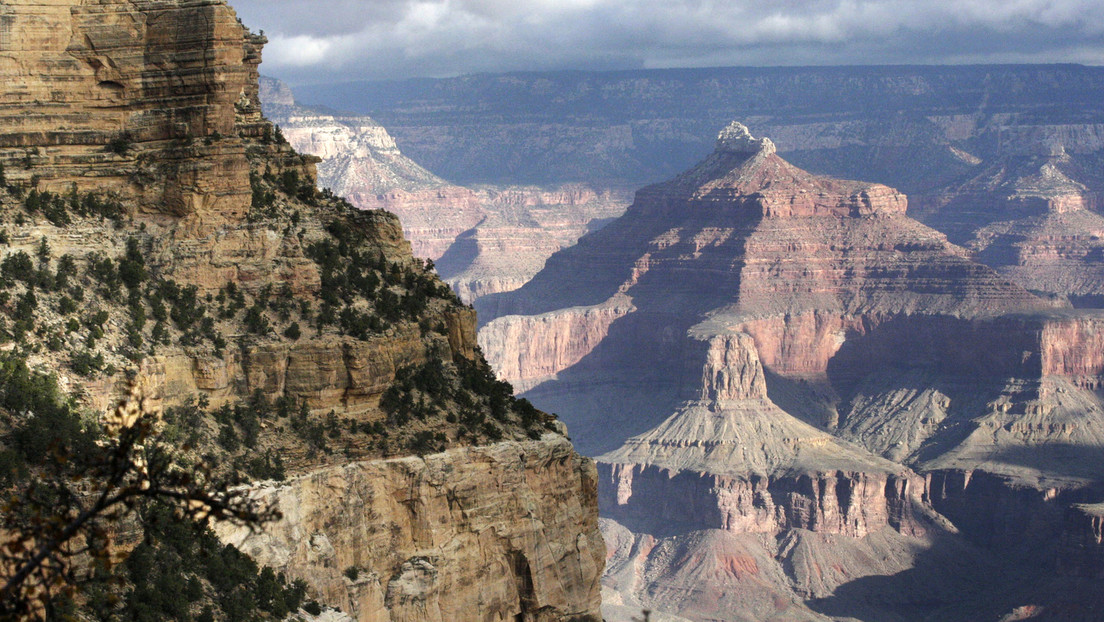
[271, 60, 1104, 89]
[231, 0, 1104, 85]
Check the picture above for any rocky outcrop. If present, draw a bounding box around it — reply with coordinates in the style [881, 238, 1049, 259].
[0, 2, 604, 619]
[0, 0, 276, 220]
[217, 435, 603, 622]
[600, 463, 926, 539]
[479, 301, 633, 392]
[150, 325, 434, 412]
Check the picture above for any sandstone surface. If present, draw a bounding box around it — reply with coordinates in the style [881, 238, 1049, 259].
[218, 435, 603, 622]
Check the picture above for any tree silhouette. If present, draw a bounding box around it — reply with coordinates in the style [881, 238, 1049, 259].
[0, 377, 277, 619]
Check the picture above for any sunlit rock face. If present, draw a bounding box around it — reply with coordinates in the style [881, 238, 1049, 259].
[0, 3, 606, 620]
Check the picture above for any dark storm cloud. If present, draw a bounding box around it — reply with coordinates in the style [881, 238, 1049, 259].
[227, 0, 1104, 83]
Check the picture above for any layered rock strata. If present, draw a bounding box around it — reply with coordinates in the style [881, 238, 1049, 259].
[0, 0, 273, 219]
[218, 435, 604, 622]
[297, 67, 1104, 306]
[910, 150, 1104, 304]
[260, 79, 629, 303]
[480, 122, 1104, 619]
[0, 2, 604, 619]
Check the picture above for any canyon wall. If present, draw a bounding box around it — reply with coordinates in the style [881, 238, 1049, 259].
[475, 124, 1104, 620]
[294, 67, 1104, 307]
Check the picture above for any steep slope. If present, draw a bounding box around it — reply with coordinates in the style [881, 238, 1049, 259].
[479, 123, 1104, 619]
[259, 78, 628, 303]
[0, 1, 603, 620]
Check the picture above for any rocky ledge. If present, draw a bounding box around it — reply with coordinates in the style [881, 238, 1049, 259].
[217, 435, 604, 622]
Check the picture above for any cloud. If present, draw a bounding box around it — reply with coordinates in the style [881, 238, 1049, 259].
[227, 0, 1104, 82]
[264, 34, 337, 66]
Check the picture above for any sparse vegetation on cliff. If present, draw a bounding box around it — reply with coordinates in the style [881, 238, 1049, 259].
[0, 1, 576, 618]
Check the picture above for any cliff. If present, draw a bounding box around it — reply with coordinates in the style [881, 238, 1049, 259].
[218, 436, 603, 622]
[0, 1, 603, 619]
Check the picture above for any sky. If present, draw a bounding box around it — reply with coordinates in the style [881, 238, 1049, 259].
[230, 0, 1104, 85]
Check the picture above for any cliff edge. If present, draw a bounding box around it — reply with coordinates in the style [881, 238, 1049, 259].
[0, 1, 603, 619]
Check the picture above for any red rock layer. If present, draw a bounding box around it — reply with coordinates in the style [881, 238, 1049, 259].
[600, 463, 927, 539]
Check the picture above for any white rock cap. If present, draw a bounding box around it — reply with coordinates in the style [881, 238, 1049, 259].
[716, 121, 776, 155]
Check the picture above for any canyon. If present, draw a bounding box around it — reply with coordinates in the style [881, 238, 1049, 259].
[0, 1, 602, 619]
[476, 123, 1104, 620]
[292, 66, 1104, 307]
[250, 63, 1104, 620]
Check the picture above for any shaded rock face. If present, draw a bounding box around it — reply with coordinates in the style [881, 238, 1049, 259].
[217, 436, 604, 622]
[479, 123, 1104, 618]
[601, 464, 926, 540]
[908, 150, 1104, 303]
[259, 78, 629, 304]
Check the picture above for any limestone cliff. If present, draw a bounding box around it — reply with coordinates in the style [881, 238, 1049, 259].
[0, 1, 603, 619]
[218, 436, 603, 622]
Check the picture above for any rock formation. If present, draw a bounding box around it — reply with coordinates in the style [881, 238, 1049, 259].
[218, 436, 603, 622]
[259, 78, 629, 303]
[479, 122, 1104, 619]
[0, 2, 603, 619]
[909, 144, 1104, 305]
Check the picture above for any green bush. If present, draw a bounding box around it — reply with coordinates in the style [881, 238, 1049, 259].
[70, 350, 106, 377]
[119, 237, 147, 289]
[105, 132, 134, 155]
[1, 251, 34, 284]
[283, 322, 301, 340]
